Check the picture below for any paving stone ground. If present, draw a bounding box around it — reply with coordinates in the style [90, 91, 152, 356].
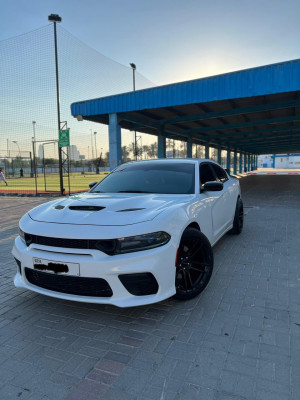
[0, 175, 299, 400]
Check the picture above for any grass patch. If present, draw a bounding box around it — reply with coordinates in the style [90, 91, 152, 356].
[0, 172, 108, 194]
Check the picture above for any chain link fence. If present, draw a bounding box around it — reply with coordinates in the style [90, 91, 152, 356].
[0, 24, 223, 195]
[0, 24, 156, 195]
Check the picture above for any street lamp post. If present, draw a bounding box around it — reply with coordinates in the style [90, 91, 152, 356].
[90, 128, 94, 159]
[94, 132, 99, 174]
[94, 132, 97, 159]
[48, 13, 64, 195]
[32, 121, 38, 188]
[32, 136, 38, 194]
[32, 121, 36, 165]
[130, 63, 137, 160]
[12, 141, 21, 157]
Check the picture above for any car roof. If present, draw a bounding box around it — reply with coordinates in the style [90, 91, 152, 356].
[123, 158, 216, 165]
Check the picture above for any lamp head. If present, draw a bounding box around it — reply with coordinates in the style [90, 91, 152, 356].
[130, 63, 136, 70]
[48, 14, 62, 22]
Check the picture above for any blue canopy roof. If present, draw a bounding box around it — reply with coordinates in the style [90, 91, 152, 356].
[71, 59, 300, 154]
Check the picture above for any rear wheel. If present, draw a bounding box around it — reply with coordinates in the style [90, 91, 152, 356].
[175, 228, 214, 300]
[228, 197, 244, 235]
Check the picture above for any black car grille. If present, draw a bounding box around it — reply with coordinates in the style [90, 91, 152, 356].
[25, 233, 96, 250]
[25, 268, 113, 297]
[24, 234, 120, 255]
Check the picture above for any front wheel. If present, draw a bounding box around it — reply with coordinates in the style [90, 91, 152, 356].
[175, 228, 214, 300]
[228, 197, 244, 235]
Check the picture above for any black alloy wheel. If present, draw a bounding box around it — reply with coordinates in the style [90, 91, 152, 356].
[175, 228, 214, 300]
[228, 197, 244, 235]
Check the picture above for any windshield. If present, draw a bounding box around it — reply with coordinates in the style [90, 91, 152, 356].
[91, 162, 195, 194]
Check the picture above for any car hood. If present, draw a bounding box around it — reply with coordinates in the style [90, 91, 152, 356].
[28, 192, 192, 226]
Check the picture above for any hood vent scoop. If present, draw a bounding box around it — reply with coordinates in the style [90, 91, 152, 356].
[69, 205, 105, 211]
[116, 208, 145, 212]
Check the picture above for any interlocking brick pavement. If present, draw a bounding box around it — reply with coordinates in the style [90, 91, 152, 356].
[0, 176, 299, 399]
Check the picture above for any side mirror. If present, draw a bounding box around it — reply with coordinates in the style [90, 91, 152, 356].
[89, 181, 98, 190]
[203, 181, 223, 192]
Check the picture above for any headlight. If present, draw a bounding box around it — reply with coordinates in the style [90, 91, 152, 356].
[18, 227, 25, 243]
[95, 231, 171, 255]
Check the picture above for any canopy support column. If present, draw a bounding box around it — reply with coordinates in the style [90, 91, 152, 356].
[205, 145, 210, 159]
[234, 151, 237, 174]
[109, 113, 122, 171]
[226, 150, 231, 173]
[247, 154, 251, 172]
[217, 147, 222, 165]
[187, 138, 192, 158]
[158, 130, 166, 158]
[239, 152, 243, 173]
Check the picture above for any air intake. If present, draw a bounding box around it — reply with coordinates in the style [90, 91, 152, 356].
[116, 208, 145, 212]
[69, 206, 105, 211]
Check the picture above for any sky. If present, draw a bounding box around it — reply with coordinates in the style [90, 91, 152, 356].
[2, 0, 300, 85]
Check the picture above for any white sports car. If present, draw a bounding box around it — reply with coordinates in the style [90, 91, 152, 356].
[12, 159, 243, 307]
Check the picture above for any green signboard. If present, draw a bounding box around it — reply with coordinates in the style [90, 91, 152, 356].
[59, 129, 70, 147]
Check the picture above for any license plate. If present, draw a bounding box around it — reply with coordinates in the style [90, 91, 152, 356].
[33, 258, 79, 276]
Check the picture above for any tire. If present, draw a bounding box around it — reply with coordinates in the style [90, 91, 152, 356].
[228, 197, 244, 235]
[174, 228, 214, 300]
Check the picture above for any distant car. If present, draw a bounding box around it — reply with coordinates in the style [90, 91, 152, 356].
[12, 159, 243, 307]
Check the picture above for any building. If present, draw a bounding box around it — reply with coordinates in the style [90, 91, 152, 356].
[258, 154, 300, 168]
[69, 145, 81, 161]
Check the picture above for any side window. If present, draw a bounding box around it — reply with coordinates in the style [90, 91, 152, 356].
[199, 163, 216, 185]
[211, 164, 229, 182]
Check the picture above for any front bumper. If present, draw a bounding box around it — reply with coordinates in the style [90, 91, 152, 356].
[12, 236, 176, 307]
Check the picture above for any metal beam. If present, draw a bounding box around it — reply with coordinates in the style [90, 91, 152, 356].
[227, 130, 300, 144]
[247, 147, 300, 153]
[180, 115, 300, 135]
[208, 125, 300, 140]
[228, 138, 300, 148]
[159, 99, 300, 126]
[233, 137, 300, 146]
[119, 113, 208, 143]
[119, 111, 300, 154]
[246, 144, 300, 153]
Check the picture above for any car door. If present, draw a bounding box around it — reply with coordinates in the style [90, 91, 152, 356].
[210, 163, 236, 232]
[199, 162, 229, 241]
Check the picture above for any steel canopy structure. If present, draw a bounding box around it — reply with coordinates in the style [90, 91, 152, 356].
[71, 59, 300, 170]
